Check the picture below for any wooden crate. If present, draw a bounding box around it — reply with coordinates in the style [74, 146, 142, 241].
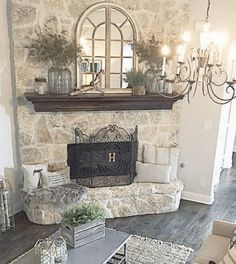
[61, 219, 105, 248]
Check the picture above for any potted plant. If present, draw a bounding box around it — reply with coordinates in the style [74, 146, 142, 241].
[124, 69, 146, 95]
[132, 35, 178, 93]
[28, 25, 82, 94]
[61, 203, 105, 248]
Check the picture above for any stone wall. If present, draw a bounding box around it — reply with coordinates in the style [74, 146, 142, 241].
[10, 0, 190, 167]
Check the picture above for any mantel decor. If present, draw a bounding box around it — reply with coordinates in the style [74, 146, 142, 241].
[24, 93, 184, 112]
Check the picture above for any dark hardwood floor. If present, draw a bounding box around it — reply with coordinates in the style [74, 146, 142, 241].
[0, 153, 235, 264]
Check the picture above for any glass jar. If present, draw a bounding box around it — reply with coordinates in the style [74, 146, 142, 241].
[48, 67, 72, 94]
[34, 78, 47, 95]
[54, 237, 68, 263]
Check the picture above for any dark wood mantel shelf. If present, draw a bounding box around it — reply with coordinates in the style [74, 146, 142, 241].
[24, 92, 184, 112]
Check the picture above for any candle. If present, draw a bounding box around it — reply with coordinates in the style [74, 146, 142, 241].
[230, 60, 236, 81]
[177, 44, 186, 63]
[161, 45, 170, 76]
[230, 48, 236, 81]
[162, 56, 167, 76]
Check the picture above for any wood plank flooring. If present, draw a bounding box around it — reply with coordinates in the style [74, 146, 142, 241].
[0, 154, 235, 264]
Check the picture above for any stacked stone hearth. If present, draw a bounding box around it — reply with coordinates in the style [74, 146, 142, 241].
[10, 0, 190, 223]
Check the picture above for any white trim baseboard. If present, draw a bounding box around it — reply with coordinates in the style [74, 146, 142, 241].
[181, 191, 214, 205]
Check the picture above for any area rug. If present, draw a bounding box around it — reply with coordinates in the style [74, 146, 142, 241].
[127, 235, 193, 264]
[10, 234, 193, 264]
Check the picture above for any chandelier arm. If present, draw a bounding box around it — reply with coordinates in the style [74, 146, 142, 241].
[210, 69, 228, 87]
[207, 82, 236, 104]
[155, 81, 191, 99]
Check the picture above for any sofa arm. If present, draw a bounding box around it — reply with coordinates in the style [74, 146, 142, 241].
[212, 220, 236, 238]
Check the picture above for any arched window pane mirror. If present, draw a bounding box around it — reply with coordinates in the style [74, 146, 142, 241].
[76, 3, 137, 90]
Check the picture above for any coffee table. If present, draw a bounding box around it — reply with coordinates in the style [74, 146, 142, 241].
[10, 228, 130, 264]
[66, 228, 130, 264]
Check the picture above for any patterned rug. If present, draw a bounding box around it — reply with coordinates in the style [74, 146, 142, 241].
[127, 235, 193, 264]
[10, 234, 193, 264]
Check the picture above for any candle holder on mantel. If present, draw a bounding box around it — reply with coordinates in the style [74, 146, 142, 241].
[0, 177, 15, 238]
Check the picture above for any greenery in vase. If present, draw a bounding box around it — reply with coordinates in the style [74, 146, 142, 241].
[62, 203, 105, 227]
[132, 35, 179, 75]
[124, 69, 146, 88]
[28, 25, 82, 68]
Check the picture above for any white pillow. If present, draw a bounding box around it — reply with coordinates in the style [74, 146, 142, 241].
[134, 161, 171, 183]
[22, 163, 48, 190]
[156, 147, 180, 180]
[143, 144, 156, 164]
[42, 167, 70, 188]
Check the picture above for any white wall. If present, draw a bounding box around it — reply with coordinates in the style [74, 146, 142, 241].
[179, 0, 236, 204]
[0, 0, 21, 213]
[234, 134, 236, 152]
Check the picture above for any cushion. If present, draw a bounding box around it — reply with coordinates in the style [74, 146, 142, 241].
[134, 161, 171, 183]
[219, 245, 236, 264]
[42, 167, 70, 188]
[194, 234, 230, 264]
[156, 147, 180, 180]
[230, 230, 236, 249]
[143, 144, 156, 164]
[22, 163, 48, 190]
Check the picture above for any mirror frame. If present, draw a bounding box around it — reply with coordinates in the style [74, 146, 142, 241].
[74, 2, 138, 92]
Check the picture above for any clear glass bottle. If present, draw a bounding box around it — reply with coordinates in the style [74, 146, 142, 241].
[48, 67, 72, 94]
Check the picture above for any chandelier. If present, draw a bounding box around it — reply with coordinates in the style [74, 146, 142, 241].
[159, 0, 236, 104]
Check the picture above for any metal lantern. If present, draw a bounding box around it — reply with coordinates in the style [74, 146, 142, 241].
[0, 178, 15, 235]
[54, 236, 68, 263]
[34, 238, 56, 264]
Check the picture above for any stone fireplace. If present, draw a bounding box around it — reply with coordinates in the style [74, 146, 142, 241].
[11, 0, 190, 170]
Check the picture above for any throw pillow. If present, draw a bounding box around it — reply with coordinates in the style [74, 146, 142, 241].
[143, 144, 156, 164]
[230, 229, 236, 249]
[156, 147, 180, 180]
[42, 167, 70, 188]
[134, 161, 172, 183]
[22, 163, 48, 190]
[219, 245, 236, 264]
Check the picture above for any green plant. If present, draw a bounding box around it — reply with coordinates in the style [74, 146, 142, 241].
[62, 203, 105, 227]
[124, 69, 146, 88]
[28, 25, 82, 68]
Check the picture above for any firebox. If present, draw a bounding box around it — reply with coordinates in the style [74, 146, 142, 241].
[67, 125, 138, 188]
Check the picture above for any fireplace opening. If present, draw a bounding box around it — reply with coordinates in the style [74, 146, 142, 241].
[67, 125, 138, 188]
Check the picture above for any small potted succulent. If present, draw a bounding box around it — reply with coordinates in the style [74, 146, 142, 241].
[124, 69, 146, 95]
[61, 203, 105, 248]
[28, 25, 82, 94]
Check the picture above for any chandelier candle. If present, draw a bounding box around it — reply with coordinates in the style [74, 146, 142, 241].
[161, 45, 170, 76]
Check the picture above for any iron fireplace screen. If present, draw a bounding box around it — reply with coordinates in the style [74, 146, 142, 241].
[67, 125, 138, 188]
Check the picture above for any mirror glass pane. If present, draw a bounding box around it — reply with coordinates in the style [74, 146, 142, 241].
[111, 41, 121, 56]
[111, 25, 121, 40]
[95, 24, 106, 40]
[87, 8, 106, 26]
[123, 42, 133, 56]
[122, 20, 133, 40]
[111, 8, 126, 26]
[122, 74, 129, 88]
[80, 39, 92, 56]
[122, 58, 133, 73]
[94, 41, 105, 56]
[81, 19, 94, 39]
[111, 58, 121, 73]
[110, 74, 121, 88]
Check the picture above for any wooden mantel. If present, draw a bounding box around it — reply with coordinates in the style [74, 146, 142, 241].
[24, 92, 184, 112]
